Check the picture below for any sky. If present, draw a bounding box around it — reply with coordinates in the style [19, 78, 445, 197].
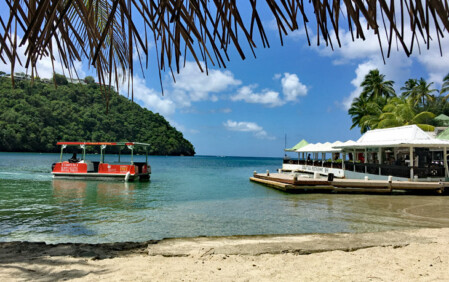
[2, 3, 449, 157]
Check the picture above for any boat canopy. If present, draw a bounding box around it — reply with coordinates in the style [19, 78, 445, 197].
[57, 142, 150, 147]
[336, 125, 449, 149]
[285, 139, 308, 152]
[57, 141, 150, 164]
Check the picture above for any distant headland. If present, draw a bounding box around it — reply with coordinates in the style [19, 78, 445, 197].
[0, 74, 195, 156]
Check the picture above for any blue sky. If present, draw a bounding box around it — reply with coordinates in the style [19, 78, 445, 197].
[2, 3, 449, 157]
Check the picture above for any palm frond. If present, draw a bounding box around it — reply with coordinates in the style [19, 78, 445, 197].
[411, 111, 436, 124]
[2, 0, 449, 105]
[415, 124, 435, 132]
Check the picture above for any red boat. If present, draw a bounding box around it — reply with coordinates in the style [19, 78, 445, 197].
[52, 142, 151, 181]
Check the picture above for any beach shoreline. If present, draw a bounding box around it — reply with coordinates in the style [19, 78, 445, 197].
[1, 228, 449, 281]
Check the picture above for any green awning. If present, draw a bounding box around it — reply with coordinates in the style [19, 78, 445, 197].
[285, 139, 308, 152]
[435, 114, 449, 126]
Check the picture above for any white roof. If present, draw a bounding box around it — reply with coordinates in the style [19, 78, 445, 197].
[296, 143, 322, 153]
[337, 125, 449, 148]
[297, 140, 354, 153]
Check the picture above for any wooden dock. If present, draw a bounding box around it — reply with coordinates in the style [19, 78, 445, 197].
[250, 173, 448, 194]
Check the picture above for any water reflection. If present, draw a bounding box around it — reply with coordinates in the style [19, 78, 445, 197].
[52, 180, 87, 200]
[52, 179, 137, 206]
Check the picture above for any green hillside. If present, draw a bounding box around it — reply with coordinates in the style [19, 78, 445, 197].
[0, 77, 195, 156]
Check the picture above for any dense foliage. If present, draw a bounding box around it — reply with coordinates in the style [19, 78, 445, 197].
[349, 69, 449, 133]
[0, 77, 195, 156]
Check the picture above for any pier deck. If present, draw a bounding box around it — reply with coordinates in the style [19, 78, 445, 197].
[250, 173, 448, 194]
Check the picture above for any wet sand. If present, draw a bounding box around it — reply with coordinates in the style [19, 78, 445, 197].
[1, 228, 449, 281]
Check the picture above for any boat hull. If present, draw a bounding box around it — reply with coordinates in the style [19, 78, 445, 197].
[52, 172, 150, 181]
[52, 161, 150, 182]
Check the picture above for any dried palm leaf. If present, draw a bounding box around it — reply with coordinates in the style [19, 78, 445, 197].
[1, 0, 449, 108]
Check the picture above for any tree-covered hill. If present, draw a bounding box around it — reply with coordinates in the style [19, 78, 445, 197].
[0, 77, 195, 156]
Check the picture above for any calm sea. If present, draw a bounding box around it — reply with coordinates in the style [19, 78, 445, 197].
[1, 152, 449, 244]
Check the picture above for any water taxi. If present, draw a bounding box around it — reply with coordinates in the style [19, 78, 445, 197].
[51, 142, 151, 181]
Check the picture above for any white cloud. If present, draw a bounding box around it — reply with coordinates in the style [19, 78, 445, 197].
[303, 17, 449, 109]
[172, 61, 241, 102]
[339, 52, 412, 109]
[315, 28, 382, 65]
[297, 20, 414, 109]
[267, 18, 314, 42]
[168, 119, 199, 134]
[119, 60, 244, 115]
[288, 27, 312, 41]
[209, 108, 232, 114]
[413, 38, 449, 86]
[120, 75, 175, 116]
[342, 61, 377, 109]
[281, 73, 308, 101]
[223, 120, 275, 140]
[231, 73, 308, 107]
[231, 85, 285, 107]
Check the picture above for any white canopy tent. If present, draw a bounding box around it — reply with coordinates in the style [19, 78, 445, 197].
[334, 125, 449, 178]
[336, 125, 449, 149]
[296, 141, 355, 153]
[294, 140, 356, 169]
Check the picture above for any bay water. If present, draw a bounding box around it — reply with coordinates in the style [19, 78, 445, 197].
[1, 152, 449, 244]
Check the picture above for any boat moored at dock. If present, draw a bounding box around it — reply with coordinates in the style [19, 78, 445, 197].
[52, 142, 151, 181]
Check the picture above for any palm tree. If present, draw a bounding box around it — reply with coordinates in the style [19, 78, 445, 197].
[377, 97, 436, 131]
[411, 78, 437, 107]
[348, 95, 383, 133]
[360, 69, 396, 101]
[400, 78, 418, 98]
[440, 73, 449, 100]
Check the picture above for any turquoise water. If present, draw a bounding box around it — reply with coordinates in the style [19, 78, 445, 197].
[1, 152, 449, 244]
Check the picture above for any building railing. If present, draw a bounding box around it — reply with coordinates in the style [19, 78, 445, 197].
[284, 159, 446, 178]
[283, 159, 343, 168]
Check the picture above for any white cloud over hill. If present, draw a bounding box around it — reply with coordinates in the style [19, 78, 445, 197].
[231, 73, 308, 107]
[223, 120, 275, 140]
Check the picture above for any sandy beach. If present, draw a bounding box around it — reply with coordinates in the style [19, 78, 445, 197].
[1, 228, 449, 281]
